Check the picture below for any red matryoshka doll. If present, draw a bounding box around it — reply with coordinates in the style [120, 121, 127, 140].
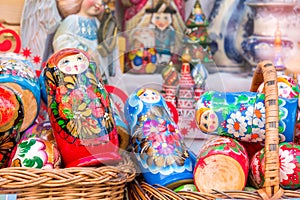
[194, 136, 249, 193]
[44, 48, 121, 167]
[124, 88, 196, 188]
[250, 142, 300, 190]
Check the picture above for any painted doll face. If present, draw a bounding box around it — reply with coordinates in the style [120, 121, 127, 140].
[81, 0, 105, 17]
[139, 89, 161, 104]
[152, 12, 172, 31]
[278, 82, 293, 98]
[198, 109, 218, 132]
[58, 52, 89, 74]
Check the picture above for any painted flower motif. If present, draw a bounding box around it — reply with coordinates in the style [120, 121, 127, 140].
[86, 85, 97, 99]
[55, 85, 68, 103]
[147, 133, 166, 149]
[166, 134, 181, 146]
[226, 111, 247, 137]
[253, 102, 265, 128]
[279, 148, 296, 182]
[245, 106, 254, 126]
[143, 120, 160, 136]
[69, 89, 85, 105]
[89, 101, 105, 118]
[157, 142, 175, 155]
[241, 128, 265, 142]
[0, 133, 15, 167]
[251, 156, 261, 184]
[58, 102, 73, 120]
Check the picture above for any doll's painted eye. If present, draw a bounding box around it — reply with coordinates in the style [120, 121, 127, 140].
[143, 93, 148, 97]
[62, 59, 69, 65]
[164, 16, 168, 20]
[204, 123, 208, 129]
[156, 16, 160, 20]
[77, 55, 83, 61]
[204, 114, 208, 120]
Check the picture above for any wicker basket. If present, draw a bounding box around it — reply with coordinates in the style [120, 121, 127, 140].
[127, 61, 300, 200]
[0, 152, 135, 199]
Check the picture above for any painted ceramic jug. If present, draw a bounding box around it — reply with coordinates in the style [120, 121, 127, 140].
[124, 87, 195, 188]
[44, 48, 121, 167]
[194, 136, 249, 193]
[0, 85, 24, 168]
[249, 142, 300, 190]
[0, 52, 41, 132]
[195, 91, 298, 143]
[8, 137, 61, 169]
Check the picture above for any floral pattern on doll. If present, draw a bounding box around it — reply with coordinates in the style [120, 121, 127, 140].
[45, 48, 116, 145]
[196, 91, 298, 143]
[125, 88, 193, 175]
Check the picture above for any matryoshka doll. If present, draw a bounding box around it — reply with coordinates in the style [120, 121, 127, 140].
[257, 75, 300, 143]
[7, 121, 61, 169]
[124, 88, 195, 188]
[194, 136, 249, 193]
[44, 48, 121, 167]
[0, 52, 41, 167]
[250, 142, 300, 190]
[195, 91, 298, 143]
[0, 52, 41, 133]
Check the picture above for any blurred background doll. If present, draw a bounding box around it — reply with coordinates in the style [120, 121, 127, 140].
[20, 0, 122, 84]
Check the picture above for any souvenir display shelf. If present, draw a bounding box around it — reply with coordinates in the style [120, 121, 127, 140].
[127, 61, 300, 200]
[0, 152, 135, 199]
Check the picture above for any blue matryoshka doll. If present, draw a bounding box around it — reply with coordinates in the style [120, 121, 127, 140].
[125, 87, 196, 188]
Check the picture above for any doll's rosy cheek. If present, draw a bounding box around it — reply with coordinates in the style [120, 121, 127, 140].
[65, 66, 72, 72]
[80, 64, 86, 69]
[210, 113, 216, 119]
[209, 125, 215, 131]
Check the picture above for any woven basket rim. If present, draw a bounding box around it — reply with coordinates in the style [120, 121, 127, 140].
[0, 151, 136, 189]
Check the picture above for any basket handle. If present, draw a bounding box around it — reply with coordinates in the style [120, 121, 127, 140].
[250, 60, 283, 199]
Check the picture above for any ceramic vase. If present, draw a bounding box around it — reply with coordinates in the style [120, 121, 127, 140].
[195, 91, 298, 143]
[249, 142, 300, 189]
[44, 48, 121, 167]
[194, 136, 249, 193]
[242, 1, 296, 68]
[124, 87, 196, 189]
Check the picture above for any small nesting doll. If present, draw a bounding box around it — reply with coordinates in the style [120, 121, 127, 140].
[124, 88, 195, 188]
[250, 142, 300, 190]
[195, 91, 298, 143]
[44, 48, 121, 167]
[8, 122, 61, 169]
